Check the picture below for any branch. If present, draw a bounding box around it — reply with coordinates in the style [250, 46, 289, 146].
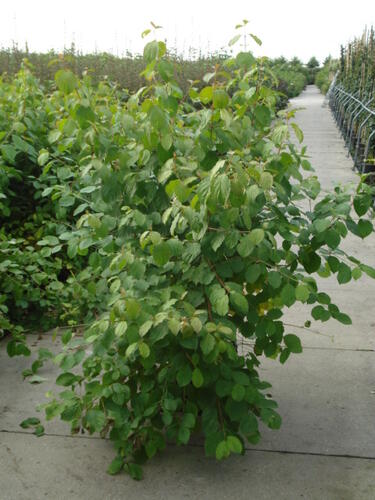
[206, 258, 230, 294]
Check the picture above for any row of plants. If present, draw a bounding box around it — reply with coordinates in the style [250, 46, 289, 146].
[337, 26, 375, 97]
[2, 27, 375, 478]
[269, 57, 310, 108]
[315, 28, 375, 96]
[324, 27, 375, 176]
[315, 56, 338, 94]
[0, 44, 314, 111]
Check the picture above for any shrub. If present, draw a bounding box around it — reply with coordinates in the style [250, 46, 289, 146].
[315, 57, 338, 94]
[4, 28, 374, 479]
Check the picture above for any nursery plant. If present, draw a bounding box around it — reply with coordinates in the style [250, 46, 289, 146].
[3, 24, 375, 479]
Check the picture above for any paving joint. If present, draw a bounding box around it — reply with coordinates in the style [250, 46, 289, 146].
[3, 429, 375, 462]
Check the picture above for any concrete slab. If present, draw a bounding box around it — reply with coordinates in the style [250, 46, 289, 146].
[1, 432, 375, 500]
[258, 349, 375, 457]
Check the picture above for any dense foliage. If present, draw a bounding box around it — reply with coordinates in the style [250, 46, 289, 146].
[268, 57, 308, 108]
[305, 57, 320, 84]
[0, 45, 310, 112]
[326, 27, 375, 176]
[315, 57, 338, 94]
[0, 45, 226, 98]
[336, 26, 375, 96]
[2, 27, 375, 479]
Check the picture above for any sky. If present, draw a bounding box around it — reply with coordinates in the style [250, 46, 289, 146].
[0, 0, 374, 63]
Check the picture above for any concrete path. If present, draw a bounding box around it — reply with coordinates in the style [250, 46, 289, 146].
[1, 86, 375, 499]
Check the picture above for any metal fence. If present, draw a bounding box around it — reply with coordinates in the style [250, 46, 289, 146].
[329, 85, 375, 175]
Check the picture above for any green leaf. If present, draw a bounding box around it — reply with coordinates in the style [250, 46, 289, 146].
[166, 179, 191, 202]
[259, 172, 273, 190]
[245, 264, 262, 284]
[201, 333, 216, 356]
[210, 287, 229, 316]
[254, 105, 271, 127]
[333, 312, 352, 325]
[115, 321, 128, 337]
[360, 264, 375, 279]
[311, 305, 331, 322]
[337, 263, 351, 284]
[212, 174, 231, 204]
[327, 256, 339, 273]
[213, 89, 229, 109]
[34, 425, 45, 437]
[168, 318, 180, 335]
[211, 232, 226, 252]
[149, 105, 168, 132]
[141, 28, 151, 38]
[314, 218, 330, 233]
[181, 413, 196, 429]
[176, 364, 192, 387]
[192, 368, 204, 388]
[353, 195, 371, 216]
[139, 320, 153, 337]
[357, 219, 373, 239]
[56, 372, 78, 386]
[37, 150, 50, 166]
[143, 40, 159, 63]
[55, 70, 77, 94]
[299, 249, 321, 274]
[249, 228, 265, 246]
[237, 235, 254, 258]
[1, 144, 17, 163]
[85, 409, 106, 432]
[226, 435, 243, 454]
[279, 348, 291, 364]
[75, 105, 96, 128]
[280, 284, 295, 307]
[178, 426, 191, 444]
[126, 299, 141, 320]
[352, 267, 362, 280]
[28, 375, 48, 384]
[239, 413, 258, 435]
[20, 417, 40, 429]
[291, 123, 304, 143]
[163, 398, 178, 412]
[231, 384, 246, 402]
[229, 292, 248, 314]
[229, 34, 241, 46]
[216, 440, 230, 460]
[139, 342, 150, 358]
[325, 229, 340, 249]
[191, 317, 202, 333]
[236, 52, 256, 68]
[284, 334, 302, 353]
[158, 60, 174, 82]
[295, 284, 309, 302]
[125, 463, 143, 481]
[250, 33, 262, 46]
[144, 440, 157, 458]
[268, 271, 281, 289]
[107, 456, 124, 475]
[61, 330, 72, 344]
[317, 293, 330, 305]
[199, 86, 213, 104]
[153, 242, 172, 267]
[59, 195, 75, 207]
[161, 133, 172, 151]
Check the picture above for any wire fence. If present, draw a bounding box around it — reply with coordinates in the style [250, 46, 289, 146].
[329, 85, 375, 176]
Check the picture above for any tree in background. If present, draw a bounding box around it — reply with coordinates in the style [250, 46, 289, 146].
[306, 56, 320, 84]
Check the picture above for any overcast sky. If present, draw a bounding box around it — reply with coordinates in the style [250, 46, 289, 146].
[0, 0, 374, 63]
